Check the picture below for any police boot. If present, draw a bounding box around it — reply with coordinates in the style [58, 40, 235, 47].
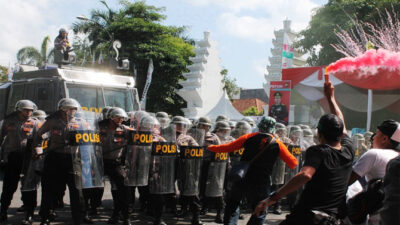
[200, 207, 207, 215]
[39, 219, 50, 225]
[215, 210, 223, 224]
[121, 218, 132, 225]
[177, 206, 188, 218]
[0, 212, 7, 224]
[153, 218, 167, 225]
[107, 213, 119, 225]
[191, 213, 203, 225]
[83, 212, 94, 224]
[48, 210, 57, 221]
[22, 211, 34, 225]
[273, 204, 282, 215]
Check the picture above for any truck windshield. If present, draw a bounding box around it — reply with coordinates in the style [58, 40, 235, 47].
[104, 88, 134, 112]
[66, 84, 134, 113]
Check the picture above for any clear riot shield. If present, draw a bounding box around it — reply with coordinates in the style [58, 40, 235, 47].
[124, 116, 154, 186]
[205, 150, 228, 197]
[149, 125, 177, 194]
[21, 133, 48, 192]
[179, 129, 204, 196]
[284, 144, 302, 183]
[69, 111, 104, 189]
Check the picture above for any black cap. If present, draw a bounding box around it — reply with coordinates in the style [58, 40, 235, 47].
[274, 92, 282, 97]
[378, 120, 400, 142]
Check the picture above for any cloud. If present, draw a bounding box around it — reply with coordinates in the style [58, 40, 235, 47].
[0, 0, 94, 66]
[253, 59, 267, 78]
[185, 0, 319, 43]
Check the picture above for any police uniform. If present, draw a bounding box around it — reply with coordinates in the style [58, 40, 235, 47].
[176, 133, 203, 225]
[0, 111, 39, 223]
[270, 92, 288, 124]
[34, 110, 86, 225]
[99, 119, 131, 224]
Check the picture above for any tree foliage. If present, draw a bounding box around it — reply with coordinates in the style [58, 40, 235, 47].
[221, 69, 240, 101]
[0, 66, 8, 82]
[242, 106, 263, 116]
[73, 1, 194, 115]
[296, 0, 400, 66]
[16, 36, 52, 67]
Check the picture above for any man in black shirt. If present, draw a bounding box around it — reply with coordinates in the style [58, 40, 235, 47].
[254, 81, 355, 225]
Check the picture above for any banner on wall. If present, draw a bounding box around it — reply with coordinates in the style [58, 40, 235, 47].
[269, 81, 291, 125]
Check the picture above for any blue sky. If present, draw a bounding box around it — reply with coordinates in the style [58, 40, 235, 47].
[0, 0, 327, 88]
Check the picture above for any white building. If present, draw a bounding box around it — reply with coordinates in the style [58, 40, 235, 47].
[263, 19, 307, 94]
[177, 31, 243, 121]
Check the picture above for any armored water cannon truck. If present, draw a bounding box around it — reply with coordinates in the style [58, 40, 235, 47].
[0, 67, 140, 120]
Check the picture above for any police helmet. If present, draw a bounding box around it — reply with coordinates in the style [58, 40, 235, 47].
[257, 116, 276, 133]
[32, 110, 46, 120]
[235, 121, 252, 134]
[198, 117, 212, 127]
[108, 107, 128, 120]
[216, 115, 229, 123]
[15, 100, 37, 112]
[101, 106, 113, 119]
[290, 125, 302, 133]
[59, 28, 67, 34]
[140, 116, 156, 131]
[299, 124, 311, 130]
[58, 98, 80, 111]
[214, 121, 231, 131]
[171, 116, 186, 124]
[303, 129, 314, 137]
[156, 111, 169, 119]
[275, 122, 286, 129]
[229, 121, 236, 129]
[242, 117, 256, 127]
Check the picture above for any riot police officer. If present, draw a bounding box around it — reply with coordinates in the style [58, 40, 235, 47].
[0, 100, 39, 224]
[215, 115, 229, 123]
[196, 117, 220, 217]
[100, 107, 132, 225]
[155, 112, 170, 129]
[270, 122, 291, 215]
[231, 121, 251, 139]
[242, 117, 256, 130]
[33, 98, 85, 225]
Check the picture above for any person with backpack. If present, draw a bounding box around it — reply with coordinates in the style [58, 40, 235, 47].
[207, 116, 298, 225]
[254, 81, 355, 225]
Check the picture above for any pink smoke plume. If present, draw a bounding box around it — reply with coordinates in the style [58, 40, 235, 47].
[326, 49, 400, 90]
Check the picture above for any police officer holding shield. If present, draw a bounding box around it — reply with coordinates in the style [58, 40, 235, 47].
[99, 107, 132, 225]
[172, 116, 203, 225]
[149, 117, 175, 225]
[203, 121, 232, 223]
[0, 100, 40, 224]
[178, 120, 205, 225]
[33, 98, 85, 225]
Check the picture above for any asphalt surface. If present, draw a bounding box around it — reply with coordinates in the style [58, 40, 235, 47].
[0, 181, 288, 225]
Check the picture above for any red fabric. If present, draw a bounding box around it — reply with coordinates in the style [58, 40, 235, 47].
[327, 49, 400, 90]
[332, 68, 400, 90]
[282, 66, 325, 86]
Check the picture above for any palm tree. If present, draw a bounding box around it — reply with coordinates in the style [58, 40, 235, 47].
[16, 36, 52, 67]
[73, 0, 116, 50]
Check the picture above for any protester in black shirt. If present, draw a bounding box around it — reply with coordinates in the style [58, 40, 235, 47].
[254, 80, 355, 225]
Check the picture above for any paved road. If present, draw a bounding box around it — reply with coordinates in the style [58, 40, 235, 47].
[0, 182, 287, 225]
